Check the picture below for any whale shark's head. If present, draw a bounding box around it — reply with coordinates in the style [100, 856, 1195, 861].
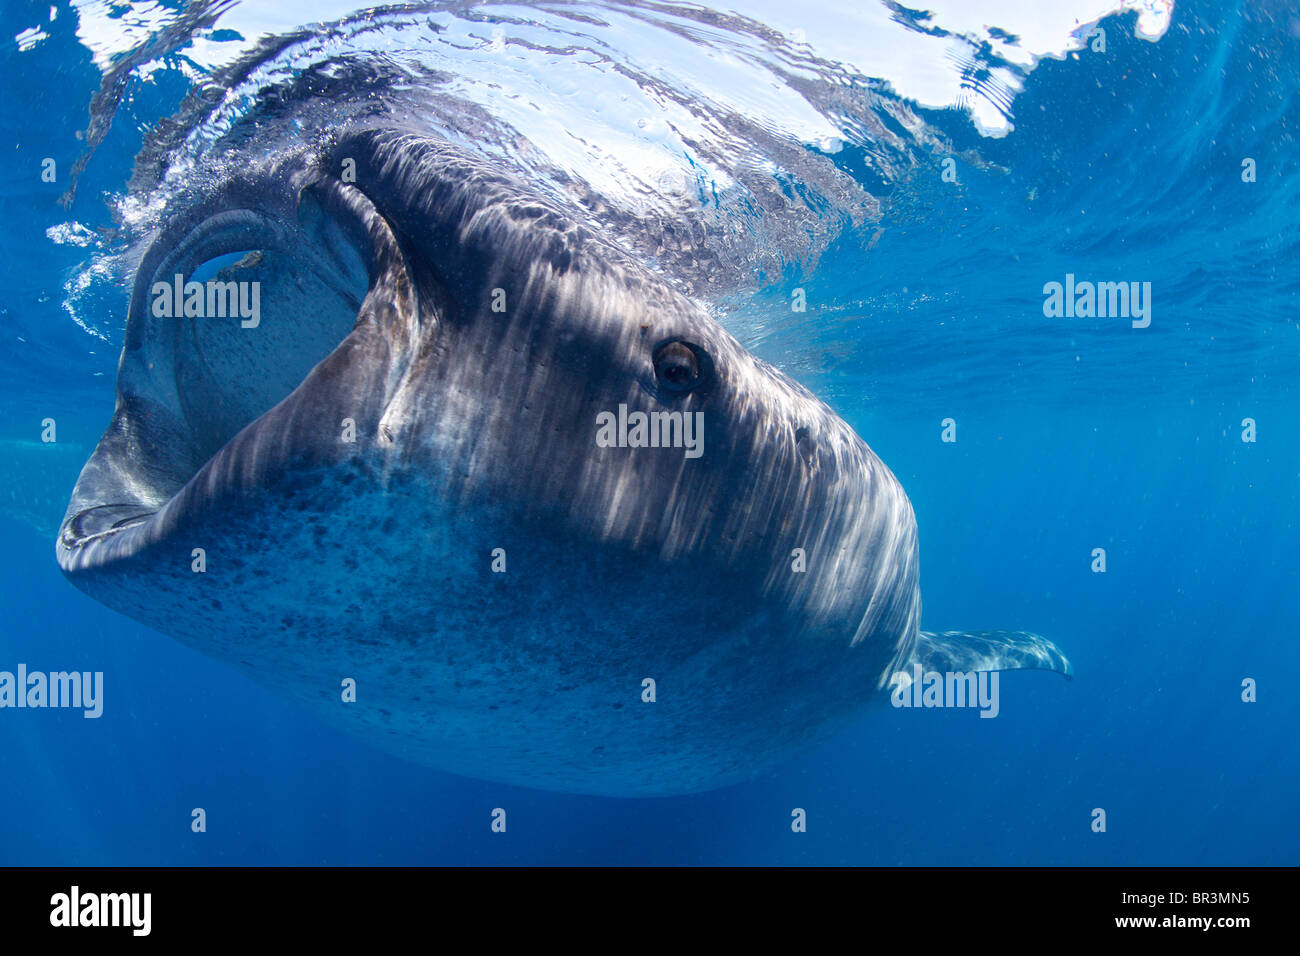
[58, 128, 921, 794]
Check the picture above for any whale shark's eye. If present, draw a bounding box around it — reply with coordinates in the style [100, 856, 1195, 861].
[653, 341, 702, 392]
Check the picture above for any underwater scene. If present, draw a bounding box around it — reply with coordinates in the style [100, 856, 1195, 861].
[0, 0, 1296, 869]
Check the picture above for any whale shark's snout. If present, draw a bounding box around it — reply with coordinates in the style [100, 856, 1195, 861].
[57, 129, 1065, 795]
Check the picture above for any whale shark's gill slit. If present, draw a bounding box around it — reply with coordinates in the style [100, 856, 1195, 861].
[188, 250, 256, 284]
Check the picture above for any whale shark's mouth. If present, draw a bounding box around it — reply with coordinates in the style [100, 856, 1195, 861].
[57, 138, 431, 567]
[138, 214, 369, 470]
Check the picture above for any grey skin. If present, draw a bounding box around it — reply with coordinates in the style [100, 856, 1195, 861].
[57, 128, 1070, 796]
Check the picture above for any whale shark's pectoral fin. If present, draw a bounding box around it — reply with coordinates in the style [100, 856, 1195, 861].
[910, 629, 1073, 679]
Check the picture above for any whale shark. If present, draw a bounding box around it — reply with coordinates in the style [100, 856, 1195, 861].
[56, 125, 1070, 796]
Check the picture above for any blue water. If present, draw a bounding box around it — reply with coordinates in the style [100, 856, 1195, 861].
[1, 0, 1297, 865]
